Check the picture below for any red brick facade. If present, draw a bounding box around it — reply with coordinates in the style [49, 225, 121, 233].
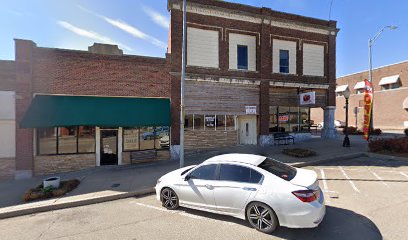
[311, 61, 408, 131]
[168, 0, 338, 145]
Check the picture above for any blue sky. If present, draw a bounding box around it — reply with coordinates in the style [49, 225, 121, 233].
[0, 0, 406, 76]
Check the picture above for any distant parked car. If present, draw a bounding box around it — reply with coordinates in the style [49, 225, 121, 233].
[142, 127, 169, 140]
[317, 120, 345, 128]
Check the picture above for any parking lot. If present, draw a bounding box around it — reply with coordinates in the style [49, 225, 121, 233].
[0, 156, 407, 240]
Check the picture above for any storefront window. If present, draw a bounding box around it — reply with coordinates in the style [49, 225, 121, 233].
[194, 115, 204, 130]
[123, 128, 139, 151]
[37, 126, 95, 155]
[58, 127, 77, 154]
[140, 127, 155, 150]
[155, 126, 169, 149]
[78, 127, 96, 152]
[226, 115, 235, 130]
[38, 128, 57, 155]
[216, 115, 225, 130]
[185, 115, 193, 130]
[269, 106, 311, 133]
[205, 115, 216, 130]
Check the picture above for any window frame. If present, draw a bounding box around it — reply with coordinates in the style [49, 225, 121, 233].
[237, 45, 249, 70]
[279, 49, 290, 74]
[36, 126, 96, 156]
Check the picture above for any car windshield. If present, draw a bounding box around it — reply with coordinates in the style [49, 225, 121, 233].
[258, 158, 297, 181]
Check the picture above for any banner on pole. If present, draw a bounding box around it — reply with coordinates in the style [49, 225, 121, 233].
[363, 79, 373, 140]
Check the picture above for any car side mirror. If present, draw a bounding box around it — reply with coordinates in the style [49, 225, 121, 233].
[184, 175, 191, 181]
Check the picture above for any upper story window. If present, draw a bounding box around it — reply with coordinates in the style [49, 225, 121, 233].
[279, 50, 289, 73]
[237, 45, 248, 70]
[229, 33, 256, 71]
[187, 27, 219, 68]
[303, 43, 325, 77]
[379, 75, 401, 90]
[272, 39, 296, 74]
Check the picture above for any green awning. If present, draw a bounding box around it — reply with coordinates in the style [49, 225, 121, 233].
[20, 95, 170, 128]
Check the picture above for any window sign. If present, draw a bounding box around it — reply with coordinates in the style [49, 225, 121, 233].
[205, 116, 216, 127]
[278, 115, 289, 122]
[123, 129, 139, 151]
[299, 91, 315, 105]
[245, 106, 257, 115]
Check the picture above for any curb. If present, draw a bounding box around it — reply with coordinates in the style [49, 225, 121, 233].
[291, 152, 366, 167]
[365, 152, 408, 161]
[0, 188, 155, 220]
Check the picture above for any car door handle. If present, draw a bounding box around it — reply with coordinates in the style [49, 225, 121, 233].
[242, 187, 257, 191]
[205, 184, 214, 190]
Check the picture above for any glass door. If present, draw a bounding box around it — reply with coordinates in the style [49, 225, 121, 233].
[100, 129, 118, 165]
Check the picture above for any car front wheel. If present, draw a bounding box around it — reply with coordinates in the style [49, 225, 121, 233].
[160, 188, 179, 210]
[246, 202, 278, 234]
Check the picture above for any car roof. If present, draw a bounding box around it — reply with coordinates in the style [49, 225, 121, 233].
[203, 154, 267, 166]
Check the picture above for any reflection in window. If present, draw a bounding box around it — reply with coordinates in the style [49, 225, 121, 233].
[155, 126, 169, 150]
[185, 115, 193, 130]
[78, 127, 95, 153]
[140, 127, 155, 150]
[226, 115, 235, 131]
[216, 115, 225, 130]
[123, 128, 139, 151]
[58, 127, 77, 154]
[194, 115, 204, 130]
[269, 106, 311, 133]
[38, 128, 57, 155]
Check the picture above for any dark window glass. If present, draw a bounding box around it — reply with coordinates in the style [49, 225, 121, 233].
[185, 115, 193, 130]
[189, 164, 217, 180]
[237, 45, 248, 70]
[258, 158, 297, 181]
[225, 115, 235, 131]
[216, 115, 225, 130]
[279, 50, 289, 73]
[250, 169, 263, 184]
[219, 164, 251, 183]
[194, 114, 204, 130]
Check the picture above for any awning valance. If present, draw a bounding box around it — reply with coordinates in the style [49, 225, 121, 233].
[20, 95, 171, 128]
[335, 85, 349, 93]
[354, 81, 365, 90]
[403, 97, 408, 109]
[379, 75, 400, 86]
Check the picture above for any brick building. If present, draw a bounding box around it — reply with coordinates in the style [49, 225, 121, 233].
[1, 0, 339, 180]
[312, 61, 408, 131]
[168, 0, 339, 157]
[0, 40, 171, 180]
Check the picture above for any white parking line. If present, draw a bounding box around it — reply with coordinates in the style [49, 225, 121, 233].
[370, 171, 389, 188]
[338, 166, 360, 193]
[133, 202, 235, 226]
[319, 169, 331, 204]
[400, 172, 408, 179]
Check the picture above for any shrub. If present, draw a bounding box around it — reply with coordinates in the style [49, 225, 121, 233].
[282, 148, 317, 158]
[342, 127, 382, 135]
[23, 179, 80, 202]
[368, 137, 408, 153]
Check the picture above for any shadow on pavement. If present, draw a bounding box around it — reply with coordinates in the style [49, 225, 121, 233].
[178, 206, 382, 240]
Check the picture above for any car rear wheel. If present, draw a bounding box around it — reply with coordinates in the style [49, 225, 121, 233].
[246, 202, 278, 234]
[161, 188, 179, 210]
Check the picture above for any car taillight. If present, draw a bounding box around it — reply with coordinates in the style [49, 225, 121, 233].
[292, 189, 319, 202]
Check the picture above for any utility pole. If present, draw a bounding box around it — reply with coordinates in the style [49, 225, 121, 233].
[179, 0, 187, 168]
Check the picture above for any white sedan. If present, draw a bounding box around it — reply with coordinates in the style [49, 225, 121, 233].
[155, 154, 325, 234]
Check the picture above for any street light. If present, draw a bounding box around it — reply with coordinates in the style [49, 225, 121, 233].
[180, 0, 187, 168]
[342, 88, 351, 147]
[367, 25, 397, 140]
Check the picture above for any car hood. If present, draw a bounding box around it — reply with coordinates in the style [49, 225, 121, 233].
[290, 168, 319, 190]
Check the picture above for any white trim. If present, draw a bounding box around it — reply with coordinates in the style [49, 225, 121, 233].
[118, 127, 123, 165]
[379, 75, 400, 86]
[335, 84, 348, 92]
[353, 81, 365, 90]
[95, 127, 101, 166]
[269, 81, 329, 89]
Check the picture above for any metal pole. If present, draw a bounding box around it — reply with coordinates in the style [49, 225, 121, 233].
[367, 39, 373, 141]
[179, 0, 187, 168]
[343, 97, 350, 147]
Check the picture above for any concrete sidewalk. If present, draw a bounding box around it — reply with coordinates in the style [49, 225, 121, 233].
[0, 135, 372, 219]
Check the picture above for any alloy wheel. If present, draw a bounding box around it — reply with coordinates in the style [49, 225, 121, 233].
[246, 202, 278, 233]
[161, 188, 179, 210]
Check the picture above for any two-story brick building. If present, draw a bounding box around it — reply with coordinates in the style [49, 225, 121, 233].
[168, 0, 339, 157]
